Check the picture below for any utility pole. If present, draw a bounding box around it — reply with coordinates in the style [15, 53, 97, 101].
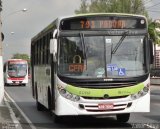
[0, 0, 2, 56]
[0, 0, 4, 104]
[0, 2, 27, 104]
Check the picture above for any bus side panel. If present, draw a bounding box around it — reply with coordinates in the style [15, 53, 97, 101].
[34, 65, 51, 108]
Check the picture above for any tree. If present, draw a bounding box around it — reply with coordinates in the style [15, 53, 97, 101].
[148, 20, 160, 72]
[11, 53, 30, 60]
[75, 0, 159, 45]
[11, 53, 30, 66]
[148, 20, 160, 45]
[75, 0, 88, 14]
[75, 0, 148, 17]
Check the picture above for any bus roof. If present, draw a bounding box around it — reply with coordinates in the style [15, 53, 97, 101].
[31, 13, 147, 41]
[59, 13, 147, 20]
[7, 59, 27, 62]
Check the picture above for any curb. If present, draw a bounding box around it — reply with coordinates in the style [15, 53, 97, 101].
[0, 97, 15, 129]
[4, 91, 36, 129]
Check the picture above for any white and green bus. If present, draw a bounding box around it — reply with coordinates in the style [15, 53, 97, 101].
[31, 13, 153, 123]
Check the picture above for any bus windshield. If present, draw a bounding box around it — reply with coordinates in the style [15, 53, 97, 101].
[58, 35, 147, 78]
[8, 64, 27, 77]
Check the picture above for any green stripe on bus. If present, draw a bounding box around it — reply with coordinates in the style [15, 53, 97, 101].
[65, 83, 144, 97]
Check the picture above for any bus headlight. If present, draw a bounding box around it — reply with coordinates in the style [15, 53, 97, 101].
[143, 86, 149, 92]
[58, 88, 80, 102]
[73, 95, 80, 101]
[130, 84, 149, 100]
[138, 91, 144, 96]
[59, 89, 66, 95]
[66, 93, 73, 99]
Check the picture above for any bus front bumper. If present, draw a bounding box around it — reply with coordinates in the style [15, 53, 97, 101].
[54, 92, 150, 116]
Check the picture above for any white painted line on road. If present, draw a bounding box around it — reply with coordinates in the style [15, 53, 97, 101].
[4, 97, 23, 129]
[144, 123, 159, 129]
[4, 91, 37, 129]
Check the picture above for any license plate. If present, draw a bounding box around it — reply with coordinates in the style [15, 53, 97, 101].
[98, 103, 113, 110]
[15, 81, 19, 84]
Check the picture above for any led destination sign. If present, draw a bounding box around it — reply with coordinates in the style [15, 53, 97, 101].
[60, 16, 146, 30]
[80, 20, 126, 29]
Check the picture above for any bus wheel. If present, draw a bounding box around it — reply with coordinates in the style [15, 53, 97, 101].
[35, 86, 44, 111]
[23, 84, 26, 86]
[116, 113, 130, 123]
[36, 101, 44, 111]
[48, 88, 51, 110]
[54, 115, 64, 123]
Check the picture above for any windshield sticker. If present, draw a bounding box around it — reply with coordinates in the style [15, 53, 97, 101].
[107, 64, 118, 71]
[105, 39, 111, 43]
[69, 64, 86, 72]
[95, 68, 105, 77]
[118, 68, 126, 76]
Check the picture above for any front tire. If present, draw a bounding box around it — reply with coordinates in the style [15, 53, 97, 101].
[116, 113, 130, 123]
[22, 84, 26, 86]
[54, 115, 64, 123]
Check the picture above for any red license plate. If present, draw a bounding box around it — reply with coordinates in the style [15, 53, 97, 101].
[98, 103, 113, 110]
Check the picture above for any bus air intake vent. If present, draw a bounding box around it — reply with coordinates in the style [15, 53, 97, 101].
[82, 95, 129, 100]
[80, 103, 129, 112]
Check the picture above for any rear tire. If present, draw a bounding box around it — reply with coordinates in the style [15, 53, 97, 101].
[48, 88, 52, 110]
[36, 101, 44, 111]
[54, 115, 66, 123]
[116, 113, 130, 123]
[35, 86, 44, 111]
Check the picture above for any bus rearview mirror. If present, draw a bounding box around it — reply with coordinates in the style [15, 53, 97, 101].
[50, 39, 57, 62]
[53, 29, 58, 39]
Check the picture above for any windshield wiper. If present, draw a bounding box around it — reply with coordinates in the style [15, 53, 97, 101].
[80, 32, 87, 59]
[111, 31, 129, 54]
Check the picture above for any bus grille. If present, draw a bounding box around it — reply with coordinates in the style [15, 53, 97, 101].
[58, 74, 148, 88]
[81, 95, 129, 100]
[12, 81, 22, 84]
[79, 103, 132, 112]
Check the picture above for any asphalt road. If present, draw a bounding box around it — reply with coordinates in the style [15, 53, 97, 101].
[4, 84, 160, 129]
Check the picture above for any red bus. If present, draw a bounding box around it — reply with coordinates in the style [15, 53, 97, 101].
[3, 59, 29, 86]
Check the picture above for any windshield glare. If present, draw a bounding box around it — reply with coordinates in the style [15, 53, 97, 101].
[58, 35, 146, 78]
[8, 64, 27, 77]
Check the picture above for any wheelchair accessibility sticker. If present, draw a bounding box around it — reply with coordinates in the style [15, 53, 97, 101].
[107, 64, 126, 76]
[107, 64, 118, 71]
[118, 68, 126, 76]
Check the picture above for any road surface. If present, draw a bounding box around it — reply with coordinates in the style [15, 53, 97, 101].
[4, 84, 160, 129]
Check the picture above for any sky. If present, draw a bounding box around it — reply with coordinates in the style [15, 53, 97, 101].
[1, 0, 81, 62]
[1, 0, 160, 62]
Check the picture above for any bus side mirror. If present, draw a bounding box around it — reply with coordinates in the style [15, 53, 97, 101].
[50, 39, 57, 62]
[149, 39, 153, 64]
[50, 29, 58, 62]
